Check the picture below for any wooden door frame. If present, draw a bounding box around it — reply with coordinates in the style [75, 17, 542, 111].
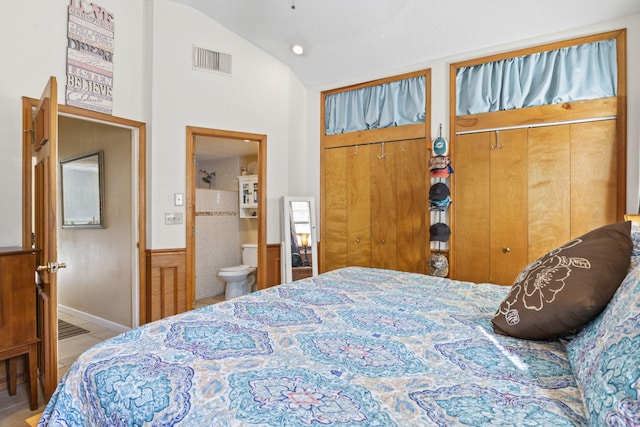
[22, 97, 147, 395]
[185, 126, 267, 309]
[449, 29, 628, 279]
[320, 69, 431, 273]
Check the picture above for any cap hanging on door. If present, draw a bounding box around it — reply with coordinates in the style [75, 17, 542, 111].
[431, 124, 449, 157]
[428, 252, 449, 277]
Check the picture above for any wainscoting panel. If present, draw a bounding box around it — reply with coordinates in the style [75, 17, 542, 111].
[145, 249, 187, 322]
[266, 244, 281, 287]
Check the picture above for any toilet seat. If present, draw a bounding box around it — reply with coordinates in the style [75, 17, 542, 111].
[219, 264, 252, 273]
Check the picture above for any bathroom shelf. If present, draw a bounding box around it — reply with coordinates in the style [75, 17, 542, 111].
[238, 175, 258, 218]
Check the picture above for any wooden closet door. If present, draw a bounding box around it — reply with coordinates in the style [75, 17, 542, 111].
[347, 145, 371, 266]
[489, 129, 528, 286]
[528, 125, 571, 260]
[396, 139, 427, 273]
[371, 142, 398, 269]
[570, 120, 618, 236]
[453, 133, 491, 283]
[323, 147, 348, 271]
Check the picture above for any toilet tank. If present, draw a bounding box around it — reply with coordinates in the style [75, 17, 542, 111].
[242, 243, 258, 267]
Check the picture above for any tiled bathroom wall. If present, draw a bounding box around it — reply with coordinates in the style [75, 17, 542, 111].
[197, 157, 240, 191]
[195, 188, 240, 299]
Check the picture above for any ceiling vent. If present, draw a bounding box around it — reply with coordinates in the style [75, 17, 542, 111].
[193, 46, 232, 75]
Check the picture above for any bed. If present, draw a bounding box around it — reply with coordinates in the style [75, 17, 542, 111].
[39, 223, 640, 426]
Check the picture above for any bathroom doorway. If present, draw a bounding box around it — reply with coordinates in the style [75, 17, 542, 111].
[185, 127, 267, 308]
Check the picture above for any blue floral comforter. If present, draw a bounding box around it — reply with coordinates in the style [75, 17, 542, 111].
[39, 267, 587, 426]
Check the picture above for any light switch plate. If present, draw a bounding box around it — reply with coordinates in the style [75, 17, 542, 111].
[165, 212, 183, 225]
[174, 193, 184, 206]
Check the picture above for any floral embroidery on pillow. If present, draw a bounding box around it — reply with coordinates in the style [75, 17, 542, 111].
[496, 239, 590, 326]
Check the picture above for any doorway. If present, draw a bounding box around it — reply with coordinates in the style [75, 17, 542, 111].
[185, 127, 267, 308]
[57, 115, 137, 331]
[22, 93, 146, 398]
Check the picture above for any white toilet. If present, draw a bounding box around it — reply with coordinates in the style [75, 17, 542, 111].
[218, 243, 258, 300]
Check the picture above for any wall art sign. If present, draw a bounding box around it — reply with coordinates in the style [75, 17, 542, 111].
[66, 0, 114, 114]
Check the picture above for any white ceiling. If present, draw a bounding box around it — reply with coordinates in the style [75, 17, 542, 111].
[171, 0, 640, 88]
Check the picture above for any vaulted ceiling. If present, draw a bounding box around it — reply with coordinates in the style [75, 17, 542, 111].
[171, 0, 640, 88]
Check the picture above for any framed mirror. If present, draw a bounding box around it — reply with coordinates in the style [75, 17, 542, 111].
[281, 196, 318, 283]
[60, 150, 104, 228]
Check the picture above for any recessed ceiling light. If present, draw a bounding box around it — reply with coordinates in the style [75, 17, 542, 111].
[291, 44, 304, 56]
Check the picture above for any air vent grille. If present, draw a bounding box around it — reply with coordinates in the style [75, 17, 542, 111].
[193, 46, 232, 75]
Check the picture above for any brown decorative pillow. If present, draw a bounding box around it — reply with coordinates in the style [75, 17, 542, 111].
[492, 221, 632, 340]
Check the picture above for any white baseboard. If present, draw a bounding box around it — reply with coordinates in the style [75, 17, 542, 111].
[58, 305, 130, 334]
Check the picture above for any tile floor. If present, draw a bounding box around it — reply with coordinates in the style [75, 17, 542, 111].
[0, 295, 224, 427]
[193, 293, 225, 309]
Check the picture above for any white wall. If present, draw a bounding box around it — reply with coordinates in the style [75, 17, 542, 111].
[146, 0, 306, 248]
[0, 0, 144, 247]
[0, 0, 305, 249]
[304, 15, 640, 221]
[1, 2, 637, 250]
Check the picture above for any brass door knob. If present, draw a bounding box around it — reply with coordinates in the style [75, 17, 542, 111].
[503, 247, 511, 253]
[37, 261, 67, 273]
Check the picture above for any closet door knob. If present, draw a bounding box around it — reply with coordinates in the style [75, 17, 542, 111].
[381, 240, 385, 244]
[355, 239, 360, 244]
[503, 247, 511, 253]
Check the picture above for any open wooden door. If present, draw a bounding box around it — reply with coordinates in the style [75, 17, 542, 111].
[28, 77, 64, 399]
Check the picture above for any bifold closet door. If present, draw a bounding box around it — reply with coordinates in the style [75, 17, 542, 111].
[528, 120, 618, 260]
[570, 120, 618, 235]
[454, 120, 619, 285]
[369, 139, 426, 273]
[346, 145, 371, 267]
[323, 140, 426, 274]
[323, 147, 348, 271]
[488, 129, 528, 286]
[370, 142, 398, 270]
[453, 129, 528, 286]
[453, 132, 491, 283]
[395, 139, 427, 273]
[323, 145, 371, 272]
[528, 125, 572, 260]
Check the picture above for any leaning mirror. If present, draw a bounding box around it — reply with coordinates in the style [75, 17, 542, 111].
[281, 196, 318, 283]
[60, 150, 104, 228]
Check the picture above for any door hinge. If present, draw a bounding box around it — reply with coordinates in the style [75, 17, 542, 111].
[192, 154, 196, 162]
[192, 227, 196, 236]
[31, 232, 36, 247]
[24, 128, 34, 145]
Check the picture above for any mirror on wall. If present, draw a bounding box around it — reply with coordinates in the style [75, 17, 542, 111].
[60, 150, 104, 228]
[281, 196, 318, 283]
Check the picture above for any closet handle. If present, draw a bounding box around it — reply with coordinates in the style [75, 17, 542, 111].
[503, 247, 511, 253]
[381, 240, 385, 244]
[355, 238, 360, 244]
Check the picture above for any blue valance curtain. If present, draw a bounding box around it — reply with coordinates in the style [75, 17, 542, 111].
[456, 39, 617, 116]
[325, 76, 426, 135]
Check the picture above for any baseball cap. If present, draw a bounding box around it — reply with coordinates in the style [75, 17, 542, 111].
[429, 182, 450, 201]
[429, 156, 450, 171]
[431, 136, 449, 157]
[428, 253, 449, 277]
[429, 223, 451, 242]
[430, 164, 454, 178]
